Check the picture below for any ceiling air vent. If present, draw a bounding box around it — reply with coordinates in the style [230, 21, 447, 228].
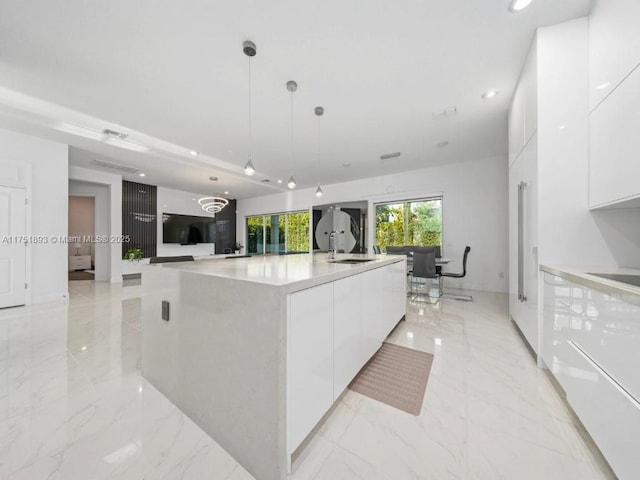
[102, 128, 128, 139]
[91, 159, 140, 174]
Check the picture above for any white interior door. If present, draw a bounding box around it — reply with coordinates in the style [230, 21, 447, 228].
[0, 186, 26, 308]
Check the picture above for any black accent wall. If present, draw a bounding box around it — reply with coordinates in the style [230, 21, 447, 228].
[214, 199, 237, 253]
[122, 180, 157, 258]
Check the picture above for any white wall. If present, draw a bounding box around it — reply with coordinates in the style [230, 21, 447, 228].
[238, 155, 509, 293]
[0, 128, 68, 304]
[69, 166, 123, 283]
[69, 181, 111, 281]
[537, 18, 640, 269]
[157, 186, 216, 257]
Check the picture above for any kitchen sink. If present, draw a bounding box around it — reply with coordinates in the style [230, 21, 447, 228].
[330, 258, 374, 264]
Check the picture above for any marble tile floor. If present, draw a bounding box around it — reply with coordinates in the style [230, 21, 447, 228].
[0, 281, 615, 480]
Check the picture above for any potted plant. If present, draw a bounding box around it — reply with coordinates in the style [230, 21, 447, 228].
[123, 247, 143, 261]
[233, 242, 244, 254]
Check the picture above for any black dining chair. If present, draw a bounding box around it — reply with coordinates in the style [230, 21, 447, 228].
[439, 246, 472, 301]
[372, 245, 381, 254]
[385, 246, 405, 255]
[408, 250, 438, 301]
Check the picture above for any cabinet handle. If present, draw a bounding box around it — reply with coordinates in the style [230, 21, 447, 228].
[518, 181, 528, 302]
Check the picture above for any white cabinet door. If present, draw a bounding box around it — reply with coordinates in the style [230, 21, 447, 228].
[508, 82, 525, 167]
[508, 135, 539, 353]
[522, 39, 538, 146]
[386, 261, 406, 333]
[589, 0, 640, 110]
[0, 186, 26, 308]
[361, 267, 384, 361]
[589, 65, 640, 208]
[288, 283, 334, 452]
[333, 274, 363, 401]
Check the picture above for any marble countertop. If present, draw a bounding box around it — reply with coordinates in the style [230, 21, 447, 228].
[147, 253, 405, 292]
[540, 264, 640, 305]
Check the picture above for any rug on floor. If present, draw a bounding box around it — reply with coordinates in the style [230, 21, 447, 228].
[348, 342, 434, 415]
[68, 271, 95, 281]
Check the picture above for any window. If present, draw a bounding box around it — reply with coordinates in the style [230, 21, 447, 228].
[375, 197, 442, 251]
[246, 211, 310, 254]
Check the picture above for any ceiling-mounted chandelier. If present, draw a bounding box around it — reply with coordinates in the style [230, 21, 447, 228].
[198, 196, 229, 214]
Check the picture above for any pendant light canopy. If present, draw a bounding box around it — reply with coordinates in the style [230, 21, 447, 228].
[243, 40, 257, 176]
[287, 80, 297, 189]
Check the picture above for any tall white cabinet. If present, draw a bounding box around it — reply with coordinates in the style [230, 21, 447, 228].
[508, 18, 591, 354]
[508, 39, 539, 352]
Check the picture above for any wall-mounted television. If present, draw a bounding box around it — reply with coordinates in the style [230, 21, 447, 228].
[162, 213, 216, 244]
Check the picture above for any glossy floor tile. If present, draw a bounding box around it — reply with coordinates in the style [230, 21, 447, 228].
[0, 282, 614, 479]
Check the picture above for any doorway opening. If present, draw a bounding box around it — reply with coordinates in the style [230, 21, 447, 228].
[68, 196, 95, 281]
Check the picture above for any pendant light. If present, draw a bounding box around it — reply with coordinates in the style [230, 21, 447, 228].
[314, 106, 324, 197]
[286, 80, 297, 189]
[243, 41, 257, 176]
[198, 196, 229, 213]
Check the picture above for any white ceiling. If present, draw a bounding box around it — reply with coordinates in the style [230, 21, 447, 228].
[0, 0, 592, 199]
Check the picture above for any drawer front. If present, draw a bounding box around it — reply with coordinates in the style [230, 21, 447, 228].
[564, 341, 640, 480]
[573, 288, 640, 401]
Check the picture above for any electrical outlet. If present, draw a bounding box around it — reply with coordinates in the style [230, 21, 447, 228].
[161, 300, 170, 321]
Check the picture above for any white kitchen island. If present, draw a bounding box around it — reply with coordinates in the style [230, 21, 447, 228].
[141, 253, 406, 480]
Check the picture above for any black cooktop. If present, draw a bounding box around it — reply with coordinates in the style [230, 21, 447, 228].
[587, 273, 640, 288]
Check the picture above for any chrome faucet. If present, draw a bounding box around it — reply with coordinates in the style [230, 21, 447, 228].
[328, 231, 338, 259]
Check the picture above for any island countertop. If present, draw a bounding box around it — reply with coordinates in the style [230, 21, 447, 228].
[142, 251, 407, 480]
[147, 253, 405, 293]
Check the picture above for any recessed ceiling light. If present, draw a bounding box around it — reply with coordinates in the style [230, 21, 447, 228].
[277, 179, 283, 184]
[190, 150, 199, 156]
[224, 191, 229, 195]
[596, 82, 611, 90]
[482, 90, 500, 100]
[508, 0, 533, 12]
[138, 172, 146, 177]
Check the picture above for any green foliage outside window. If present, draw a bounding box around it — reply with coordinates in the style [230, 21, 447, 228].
[375, 199, 442, 252]
[246, 211, 310, 254]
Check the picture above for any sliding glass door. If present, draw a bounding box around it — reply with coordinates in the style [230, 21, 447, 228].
[375, 197, 442, 251]
[246, 211, 310, 255]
